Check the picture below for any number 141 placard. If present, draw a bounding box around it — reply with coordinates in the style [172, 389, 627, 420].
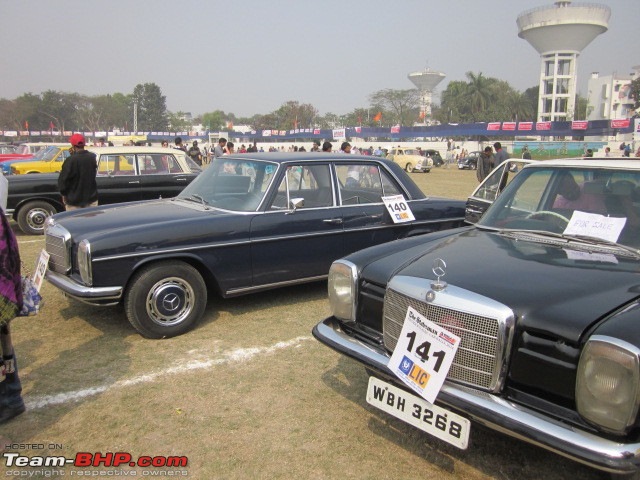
[388, 306, 461, 404]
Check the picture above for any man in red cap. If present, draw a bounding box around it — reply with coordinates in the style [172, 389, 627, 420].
[58, 134, 98, 210]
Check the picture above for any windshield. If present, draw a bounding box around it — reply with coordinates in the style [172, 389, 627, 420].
[30, 145, 60, 161]
[478, 166, 640, 249]
[177, 157, 276, 211]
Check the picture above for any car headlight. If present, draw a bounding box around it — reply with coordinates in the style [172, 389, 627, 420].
[77, 239, 92, 286]
[576, 335, 640, 434]
[328, 260, 358, 322]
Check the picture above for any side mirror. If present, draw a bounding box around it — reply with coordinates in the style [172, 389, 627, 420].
[287, 197, 305, 213]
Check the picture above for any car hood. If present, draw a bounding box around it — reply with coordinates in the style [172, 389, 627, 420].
[360, 228, 640, 343]
[50, 198, 250, 253]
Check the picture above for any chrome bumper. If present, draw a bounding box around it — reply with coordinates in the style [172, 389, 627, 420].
[313, 316, 640, 475]
[45, 270, 123, 306]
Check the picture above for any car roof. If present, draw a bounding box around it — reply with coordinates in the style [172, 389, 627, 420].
[525, 157, 640, 169]
[88, 146, 187, 155]
[220, 152, 398, 165]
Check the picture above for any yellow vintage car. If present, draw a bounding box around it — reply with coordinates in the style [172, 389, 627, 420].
[9, 145, 73, 174]
[386, 147, 432, 173]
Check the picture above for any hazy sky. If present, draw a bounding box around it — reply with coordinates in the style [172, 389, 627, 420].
[1, 0, 638, 118]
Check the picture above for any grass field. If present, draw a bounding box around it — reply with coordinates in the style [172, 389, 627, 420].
[1, 167, 604, 479]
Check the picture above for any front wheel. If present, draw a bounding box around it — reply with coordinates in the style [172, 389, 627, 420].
[16, 200, 57, 235]
[124, 260, 207, 339]
[405, 163, 413, 173]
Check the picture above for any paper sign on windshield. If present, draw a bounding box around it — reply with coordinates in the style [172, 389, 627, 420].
[563, 211, 626, 243]
[388, 307, 460, 404]
[382, 195, 415, 223]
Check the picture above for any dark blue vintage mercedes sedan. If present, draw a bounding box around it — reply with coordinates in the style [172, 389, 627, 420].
[313, 157, 640, 477]
[43, 153, 465, 339]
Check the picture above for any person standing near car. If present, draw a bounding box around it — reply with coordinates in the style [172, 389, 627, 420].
[173, 136, 187, 152]
[477, 146, 494, 182]
[58, 134, 98, 211]
[214, 138, 227, 158]
[493, 142, 510, 166]
[188, 140, 203, 166]
[0, 206, 26, 424]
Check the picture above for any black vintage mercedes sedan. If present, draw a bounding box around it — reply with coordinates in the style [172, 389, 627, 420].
[43, 153, 465, 339]
[313, 158, 640, 477]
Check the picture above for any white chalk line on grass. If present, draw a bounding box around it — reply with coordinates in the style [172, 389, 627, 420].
[26, 336, 313, 410]
[18, 239, 44, 244]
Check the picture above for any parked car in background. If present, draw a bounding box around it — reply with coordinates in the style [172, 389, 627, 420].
[386, 147, 432, 173]
[457, 150, 482, 170]
[43, 153, 465, 339]
[422, 149, 444, 167]
[314, 157, 640, 477]
[0, 143, 67, 170]
[0, 144, 20, 154]
[464, 159, 535, 223]
[5, 145, 73, 174]
[6, 146, 202, 234]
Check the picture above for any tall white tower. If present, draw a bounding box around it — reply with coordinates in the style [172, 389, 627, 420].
[408, 68, 446, 120]
[517, 1, 610, 122]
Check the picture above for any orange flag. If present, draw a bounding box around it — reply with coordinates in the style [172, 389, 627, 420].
[373, 112, 382, 122]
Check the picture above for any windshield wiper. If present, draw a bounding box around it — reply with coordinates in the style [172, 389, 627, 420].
[560, 233, 640, 258]
[182, 194, 209, 206]
[488, 226, 640, 258]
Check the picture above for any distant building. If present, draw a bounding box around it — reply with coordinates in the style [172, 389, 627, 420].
[517, 1, 610, 122]
[586, 67, 639, 122]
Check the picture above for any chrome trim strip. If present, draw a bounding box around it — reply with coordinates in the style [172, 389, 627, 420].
[313, 317, 640, 475]
[225, 274, 327, 296]
[92, 218, 463, 264]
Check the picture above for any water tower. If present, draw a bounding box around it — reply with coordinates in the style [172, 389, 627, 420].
[408, 68, 446, 120]
[517, 1, 610, 122]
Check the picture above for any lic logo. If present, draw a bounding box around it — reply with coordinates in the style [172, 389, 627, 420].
[399, 355, 430, 388]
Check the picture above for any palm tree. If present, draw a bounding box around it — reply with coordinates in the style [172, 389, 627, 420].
[465, 72, 493, 120]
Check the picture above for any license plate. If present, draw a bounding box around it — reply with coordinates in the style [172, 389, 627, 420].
[366, 376, 470, 449]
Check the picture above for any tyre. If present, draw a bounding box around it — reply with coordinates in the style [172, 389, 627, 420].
[16, 200, 57, 235]
[405, 163, 413, 173]
[124, 260, 207, 339]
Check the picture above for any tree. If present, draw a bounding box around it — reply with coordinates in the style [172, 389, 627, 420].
[201, 110, 229, 131]
[166, 111, 193, 131]
[630, 77, 640, 112]
[39, 90, 80, 132]
[368, 89, 420, 126]
[131, 83, 168, 131]
[465, 71, 494, 120]
[523, 86, 539, 121]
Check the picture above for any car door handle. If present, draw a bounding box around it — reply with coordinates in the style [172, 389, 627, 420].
[323, 218, 343, 225]
[176, 177, 187, 182]
[128, 180, 140, 184]
[368, 213, 383, 219]
[466, 207, 484, 214]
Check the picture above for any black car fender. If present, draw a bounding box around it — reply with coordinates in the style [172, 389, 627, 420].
[123, 252, 222, 297]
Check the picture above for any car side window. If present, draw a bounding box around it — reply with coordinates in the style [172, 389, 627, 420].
[269, 164, 332, 210]
[97, 154, 135, 176]
[336, 164, 400, 205]
[139, 154, 173, 174]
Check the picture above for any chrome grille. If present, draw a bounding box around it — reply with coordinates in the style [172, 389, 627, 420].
[383, 276, 514, 392]
[45, 224, 71, 273]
